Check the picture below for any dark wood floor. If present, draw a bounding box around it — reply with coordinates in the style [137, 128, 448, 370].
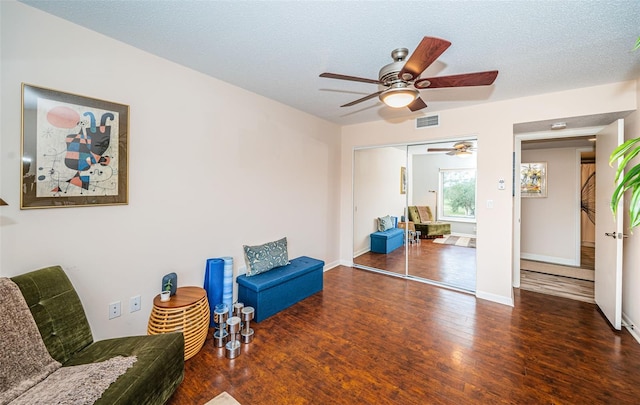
[353, 239, 477, 291]
[168, 266, 640, 405]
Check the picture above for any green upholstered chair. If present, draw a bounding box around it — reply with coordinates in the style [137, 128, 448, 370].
[11, 265, 184, 405]
[407, 206, 452, 238]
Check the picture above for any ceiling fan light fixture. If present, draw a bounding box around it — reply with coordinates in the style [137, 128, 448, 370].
[379, 85, 418, 108]
[456, 150, 473, 158]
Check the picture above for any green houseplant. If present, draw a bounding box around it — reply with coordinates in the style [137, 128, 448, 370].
[610, 137, 640, 229]
[608, 36, 640, 229]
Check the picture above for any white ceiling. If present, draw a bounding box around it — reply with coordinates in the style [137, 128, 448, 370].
[19, 0, 640, 127]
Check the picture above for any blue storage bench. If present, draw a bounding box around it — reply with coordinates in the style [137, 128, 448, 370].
[370, 227, 404, 254]
[236, 256, 324, 322]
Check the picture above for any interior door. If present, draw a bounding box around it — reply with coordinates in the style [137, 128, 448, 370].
[594, 119, 624, 330]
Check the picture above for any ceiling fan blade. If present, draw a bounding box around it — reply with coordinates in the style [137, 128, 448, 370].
[407, 96, 428, 112]
[415, 70, 499, 89]
[427, 148, 456, 152]
[320, 72, 382, 85]
[341, 91, 385, 107]
[398, 37, 451, 81]
[453, 141, 474, 149]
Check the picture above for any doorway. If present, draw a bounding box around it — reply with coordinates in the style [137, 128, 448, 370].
[513, 113, 630, 303]
[517, 134, 596, 301]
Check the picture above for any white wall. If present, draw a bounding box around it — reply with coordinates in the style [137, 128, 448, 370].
[340, 81, 637, 306]
[0, 2, 341, 340]
[521, 148, 580, 266]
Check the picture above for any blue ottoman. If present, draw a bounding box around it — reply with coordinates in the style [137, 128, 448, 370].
[236, 256, 324, 322]
[370, 228, 404, 254]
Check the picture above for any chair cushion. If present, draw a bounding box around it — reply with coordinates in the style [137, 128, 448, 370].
[407, 206, 420, 223]
[237, 256, 324, 293]
[64, 333, 184, 405]
[11, 266, 93, 364]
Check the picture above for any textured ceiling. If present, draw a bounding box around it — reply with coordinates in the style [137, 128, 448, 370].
[19, 0, 640, 127]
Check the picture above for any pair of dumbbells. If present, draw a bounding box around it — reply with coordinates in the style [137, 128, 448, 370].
[216, 302, 255, 359]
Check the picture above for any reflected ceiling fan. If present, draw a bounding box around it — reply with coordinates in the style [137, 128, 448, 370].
[428, 141, 476, 157]
[319, 36, 498, 112]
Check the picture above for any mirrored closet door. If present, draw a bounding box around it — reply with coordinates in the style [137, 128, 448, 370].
[353, 140, 478, 292]
[353, 146, 408, 277]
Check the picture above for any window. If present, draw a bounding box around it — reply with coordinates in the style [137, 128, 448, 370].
[439, 168, 476, 222]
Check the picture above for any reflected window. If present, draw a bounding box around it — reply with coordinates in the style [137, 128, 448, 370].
[439, 168, 476, 222]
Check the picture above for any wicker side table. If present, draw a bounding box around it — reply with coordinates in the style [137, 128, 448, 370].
[148, 286, 210, 360]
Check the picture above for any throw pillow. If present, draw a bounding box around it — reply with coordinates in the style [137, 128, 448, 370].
[377, 215, 394, 232]
[243, 237, 290, 276]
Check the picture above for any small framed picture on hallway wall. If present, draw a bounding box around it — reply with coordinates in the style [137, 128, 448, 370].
[520, 162, 547, 198]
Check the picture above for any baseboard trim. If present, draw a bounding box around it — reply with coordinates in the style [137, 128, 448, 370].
[622, 312, 640, 345]
[323, 260, 341, 271]
[520, 259, 594, 281]
[354, 248, 370, 257]
[335, 259, 353, 268]
[520, 252, 578, 267]
[476, 290, 514, 307]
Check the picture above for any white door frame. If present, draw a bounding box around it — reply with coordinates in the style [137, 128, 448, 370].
[513, 126, 605, 288]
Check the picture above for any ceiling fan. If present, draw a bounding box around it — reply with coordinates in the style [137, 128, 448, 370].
[319, 36, 498, 111]
[428, 141, 476, 157]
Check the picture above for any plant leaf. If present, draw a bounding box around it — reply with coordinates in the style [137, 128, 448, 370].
[630, 186, 640, 228]
[611, 164, 640, 215]
[610, 137, 640, 167]
[608, 135, 640, 229]
[614, 144, 640, 182]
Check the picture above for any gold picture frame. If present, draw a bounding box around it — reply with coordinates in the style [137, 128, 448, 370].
[520, 162, 547, 198]
[400, 166, 407, 194]
[21, 83, 129, 209]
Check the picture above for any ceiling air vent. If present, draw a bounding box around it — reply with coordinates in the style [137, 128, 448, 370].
[416, 114, 439, 129]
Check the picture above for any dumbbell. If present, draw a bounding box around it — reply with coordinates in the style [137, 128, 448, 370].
[225, 316, 241, 359]
[233, 302, 244, 318]
[240, 306, 255, 344]
[232, 302, 244, 339]
[213, 303, 229, 347]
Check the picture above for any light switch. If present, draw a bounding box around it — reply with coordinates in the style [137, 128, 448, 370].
[487, 200, 494, 209]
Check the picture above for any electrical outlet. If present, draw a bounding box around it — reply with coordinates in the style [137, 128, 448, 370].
[109, 301, 121, 319]
[130, 295, 141, 313]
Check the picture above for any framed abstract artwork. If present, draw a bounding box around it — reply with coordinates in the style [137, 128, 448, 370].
[520, 162, 547, 198]
[21, 83, 129, 209]
[400, 166, 407, 194]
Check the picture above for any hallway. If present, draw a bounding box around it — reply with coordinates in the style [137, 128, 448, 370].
[519, 246, 595, 302]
